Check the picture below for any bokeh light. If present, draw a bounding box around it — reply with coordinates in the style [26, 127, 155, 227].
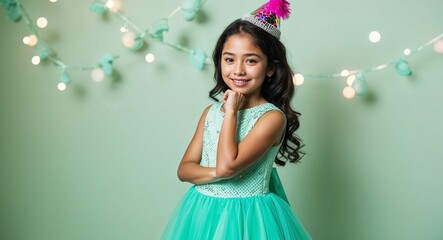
[369, 31, 381, 43]
[343, 86, 355, 99]
[31, 56, 41, 65]
[57, 82, 67, 91]
[293, 73, 304, 86]
[36, 17, 48, 28]
[23, 34, 38, 46]
[433, 39, 443, 53]
[145, 53, 155, 63]
[346, 75, 356, 86]
[91, 68, 105, 82]
[403, 48, 411, 55]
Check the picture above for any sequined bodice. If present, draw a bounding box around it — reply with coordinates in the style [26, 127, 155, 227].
[195, 102, 283, 198]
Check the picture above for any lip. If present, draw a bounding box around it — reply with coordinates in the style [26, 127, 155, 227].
[231, 78, 250, 87]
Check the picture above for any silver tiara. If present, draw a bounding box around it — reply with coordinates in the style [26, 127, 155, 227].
[241, 14, 281, 39]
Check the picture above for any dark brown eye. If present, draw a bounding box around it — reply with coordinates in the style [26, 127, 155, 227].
[246, 59, 257, 64]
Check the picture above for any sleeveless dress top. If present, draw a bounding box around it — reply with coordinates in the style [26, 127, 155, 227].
[161, 102, 312, 240]
[196, 101, 281, 197]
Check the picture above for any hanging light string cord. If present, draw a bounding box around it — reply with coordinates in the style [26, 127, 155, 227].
[110, 0, 208, 55]
[301, 32, 443, 79]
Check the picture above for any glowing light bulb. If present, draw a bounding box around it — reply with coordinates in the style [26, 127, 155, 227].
[120, 26, 128, 33]
[36, 17, 48, 28]
[346, 75, 356, 86]
[369, 31, 381, 43]
[105, 0, 115, 8]
[23, 34, 38, 46]
[23, 36, 31, 45]
[403, 48, 411, 55]
[343, 86, 355, 99]
[31, 56, 41, 65]
[49, 0, 58, 2]
[293, 73, 304, 86]
[121, 31, 143, 50]
[91, 68, 105, 82]
[57, 82, 67, 91]
[106, 0, 122, 12]
[122, 31, 136, 48]
[145, 53, 155, 63]
[29, 35, 38, 46]
[433, 39, 443, 54]
[341, 69, 350, 77]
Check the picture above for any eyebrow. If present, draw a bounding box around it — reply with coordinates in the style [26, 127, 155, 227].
[222, 52, 262, 58]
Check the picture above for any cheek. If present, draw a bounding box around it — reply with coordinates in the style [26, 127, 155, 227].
[221, 64, 231, 75]
[250, 68, 267, 79]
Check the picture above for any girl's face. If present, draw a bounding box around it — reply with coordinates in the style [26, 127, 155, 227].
[221, 33, 274, 98]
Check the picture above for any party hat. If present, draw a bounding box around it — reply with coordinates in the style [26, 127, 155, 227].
[241, 0, 291, 39]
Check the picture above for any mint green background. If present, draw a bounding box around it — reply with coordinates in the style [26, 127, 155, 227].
[1, 1, 443, 239]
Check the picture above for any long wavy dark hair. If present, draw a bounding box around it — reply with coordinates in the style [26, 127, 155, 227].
[209, 19, 304, 165]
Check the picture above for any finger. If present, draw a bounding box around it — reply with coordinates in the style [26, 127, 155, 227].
[222, 91, 230, 103]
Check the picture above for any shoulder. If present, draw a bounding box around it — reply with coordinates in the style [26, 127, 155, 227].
[257, 103, 286, 123]
[248, 107, 286, 146]
[254, 103, 286, 131]
[258, 109, 286, 127]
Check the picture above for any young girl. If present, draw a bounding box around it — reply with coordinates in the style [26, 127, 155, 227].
[162, 0, 311, 239]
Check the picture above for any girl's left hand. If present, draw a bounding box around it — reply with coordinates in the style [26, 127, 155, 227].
[222, 90, 245, 112]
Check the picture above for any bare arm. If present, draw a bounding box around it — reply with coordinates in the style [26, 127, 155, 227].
[216, 90, 286, 178]
[177, 106, 220, 185]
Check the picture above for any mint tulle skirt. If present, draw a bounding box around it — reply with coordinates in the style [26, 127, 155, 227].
[161, 186, 311, 240]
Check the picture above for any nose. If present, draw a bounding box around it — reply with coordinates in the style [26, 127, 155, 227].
[233, 62, 245, 76]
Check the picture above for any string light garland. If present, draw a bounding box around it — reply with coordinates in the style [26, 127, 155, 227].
[294, 32, 443, 99]
[2, 0, 442, 98]
[89, 0, 210, 71]
[1, 0, 209, 91]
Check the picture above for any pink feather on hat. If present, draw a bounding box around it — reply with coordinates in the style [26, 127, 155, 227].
[264, 0, 291, 19]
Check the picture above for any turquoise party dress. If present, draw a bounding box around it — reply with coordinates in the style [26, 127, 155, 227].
[161, 102, 311, 240]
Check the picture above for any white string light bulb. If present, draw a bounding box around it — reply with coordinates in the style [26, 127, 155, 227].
[90, 68, 105, 82]
[403, 48, 411, 55]
[120, 26, 128, 33]
[369, 31, 381, 43]
[433, 39, 443, 53]
[31, 56, 41, 65]
[28, 35, 38, 46]
[121, 31, 136, 48]
[23, 34, 38, 46]
[105, 0, 115, 8]
[343, 86, 355, 99]
[121, 31, 143, 50]
[57, 82, 66, 91]
[22, 36, 31, 45]
[346, 75, 356, 86]
[106, 0, 122, 12]
[145, 53, 155, 63]
[341, 69, 350, 77]
[293, 73, 305, 86]
[36, 17, 48, 28]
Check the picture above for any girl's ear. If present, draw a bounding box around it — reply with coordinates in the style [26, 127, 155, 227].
[267, 64, 275, 77]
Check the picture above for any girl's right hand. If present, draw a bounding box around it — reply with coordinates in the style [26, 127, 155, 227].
[222, 90, 245, 113]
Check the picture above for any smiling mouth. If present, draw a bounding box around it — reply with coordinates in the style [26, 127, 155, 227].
[232, 78, 250, 84]
[231, 79, 250, 87]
